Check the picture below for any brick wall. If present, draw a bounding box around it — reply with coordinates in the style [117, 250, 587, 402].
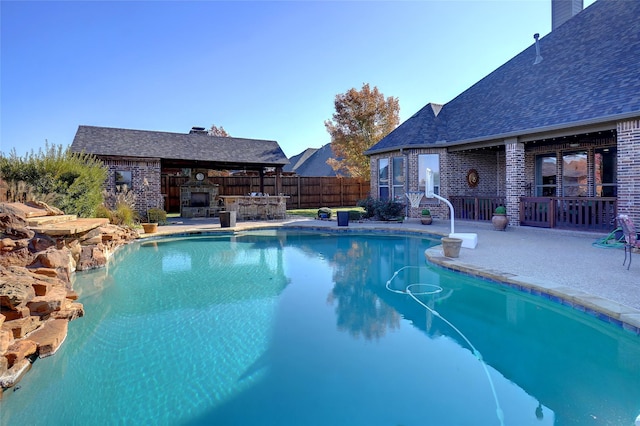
[617, 119, 640, 223]
[446, 151, 504, 197]
[102, 157, 163, 217]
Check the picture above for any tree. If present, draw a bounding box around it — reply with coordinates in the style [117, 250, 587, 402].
[208, 124, 229, 137]
[324, 83, 400, 178]
[207, 124, 232, 176]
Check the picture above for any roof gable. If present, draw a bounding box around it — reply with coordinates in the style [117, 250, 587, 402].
[71, 126, 289, 167]
[285, 144, 343, 177]
[368, 0, 640, 154]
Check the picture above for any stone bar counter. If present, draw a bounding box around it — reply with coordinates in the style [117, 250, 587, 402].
[219, 195, 288, 221]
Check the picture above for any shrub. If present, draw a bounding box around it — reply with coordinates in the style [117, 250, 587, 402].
[95, 205, 112, 221]
[494, 206, 507, 215]
[147, 207, 167, 224]
[422, 209, 431, 216]
[0, 144, 107, 217]
[357, 197, 378, 219]
[348, 210, 363, 221]
[114, 204, 137, 226]
[102, 188, 136, 212]
[377, 200, 404, 220]
[95, 202, 136, 227]
[357, 196, 405, 221]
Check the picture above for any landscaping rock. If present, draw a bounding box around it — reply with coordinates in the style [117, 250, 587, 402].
[0, 358, 31, 389]
[0, 272, 36, 309]
[0, 202, 138, 392]
[5, 340, 37, 367]
[28, 319, 68, 358]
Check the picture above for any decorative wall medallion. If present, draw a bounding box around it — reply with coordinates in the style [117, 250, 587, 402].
[466, 169, 479, 188]
[195, 172, 205, 181]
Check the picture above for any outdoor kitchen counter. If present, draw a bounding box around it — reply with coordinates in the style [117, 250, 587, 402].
[219, 195, 288, 220]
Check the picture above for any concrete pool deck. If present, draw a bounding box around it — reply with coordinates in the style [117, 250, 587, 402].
[149, 215, 640, 333]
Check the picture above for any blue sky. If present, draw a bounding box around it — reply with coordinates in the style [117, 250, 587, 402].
[1, 0, 595, 159]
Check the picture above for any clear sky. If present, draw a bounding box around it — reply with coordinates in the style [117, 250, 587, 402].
[1, 0, 595, 159]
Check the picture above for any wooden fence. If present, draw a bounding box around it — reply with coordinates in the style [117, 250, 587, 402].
[162, 175, 370, 213]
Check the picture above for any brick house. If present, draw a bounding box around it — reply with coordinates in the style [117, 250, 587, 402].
[70, 125, 289, 218]
[365, 0, 640, 231]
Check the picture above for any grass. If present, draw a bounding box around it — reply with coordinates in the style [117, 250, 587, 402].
[167, 207, 364, 220]
[287, 207, 364, 219]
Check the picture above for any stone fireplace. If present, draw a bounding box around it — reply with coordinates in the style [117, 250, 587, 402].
[180, 175, 220, 218]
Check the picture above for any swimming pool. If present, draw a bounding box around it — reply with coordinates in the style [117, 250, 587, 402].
[2, 229, 639, 425]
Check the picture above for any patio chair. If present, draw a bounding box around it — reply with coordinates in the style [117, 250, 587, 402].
[616, 214, 640, 270]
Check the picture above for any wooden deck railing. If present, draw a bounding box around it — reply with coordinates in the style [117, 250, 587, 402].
[451, 196, 617, 231]
[450, 196, 506, 221]
[520, 197, 617, 230]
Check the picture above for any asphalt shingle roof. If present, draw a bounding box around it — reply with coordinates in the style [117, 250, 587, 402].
[71, 125, 289, 167]
[367, 0, 640, 154]
[284, 144, 344, 176]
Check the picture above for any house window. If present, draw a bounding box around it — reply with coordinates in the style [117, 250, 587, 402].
[378, 158, 389, 200]
[418, 154, 440, 195]
[115, 171, 132, 193]
[562, 151, 588, 196]
[392, 157, 405, 202]
[535, 155, 557, 196]
[595, 147, 617, 197]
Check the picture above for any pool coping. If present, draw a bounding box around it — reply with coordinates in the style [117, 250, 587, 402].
[138, 221, 640, 336]
[424, 247, 640, 336]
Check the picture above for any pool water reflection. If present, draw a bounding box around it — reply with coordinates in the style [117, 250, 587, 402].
[1, 230, 639, 425]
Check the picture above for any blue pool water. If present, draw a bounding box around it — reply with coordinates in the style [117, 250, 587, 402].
[2, 230, 640, 425]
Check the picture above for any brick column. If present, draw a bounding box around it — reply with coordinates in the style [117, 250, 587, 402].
[505, 139, 525, 226]
[617, 119, 640, 223]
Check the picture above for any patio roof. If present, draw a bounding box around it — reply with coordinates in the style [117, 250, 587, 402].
[71, 125, 289, 169]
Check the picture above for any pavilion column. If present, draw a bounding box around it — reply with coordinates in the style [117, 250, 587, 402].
[275, 167, 283, 196]
[617, 119, 640, 223]
[259, 169, 265, 194]
[505, 138, 525, 226]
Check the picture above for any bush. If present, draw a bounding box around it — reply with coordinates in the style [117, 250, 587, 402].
[348, 210, 363, 221]
[494, 206, 507, 215]
[95, 202, 136, 227]
[0, 144, 107, 217]
[95, 205, 112, 221]
[147, 208, 167, 224]
[422, 209, 431, 216]
[357, 197, 378, 219]
[357, 196, 405, 221]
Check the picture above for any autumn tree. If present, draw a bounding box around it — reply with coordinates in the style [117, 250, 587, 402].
[324, 83, 400, 178]
[208, 124, 229, 137]
[207, 124, 232, 176]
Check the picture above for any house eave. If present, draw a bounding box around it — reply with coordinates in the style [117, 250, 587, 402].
[366, 111, 639, 156]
